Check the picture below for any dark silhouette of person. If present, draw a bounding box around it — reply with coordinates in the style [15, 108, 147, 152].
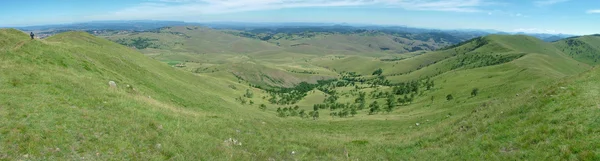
[30, 32, 34, 39]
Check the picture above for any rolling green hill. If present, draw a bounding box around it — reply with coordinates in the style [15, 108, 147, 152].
[318, 35, 590, 82]
[554, 34, 600, 65]
[2, 28, 600, 160]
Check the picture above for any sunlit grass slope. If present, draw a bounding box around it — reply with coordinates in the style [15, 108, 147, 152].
[554, 34, 600, 65]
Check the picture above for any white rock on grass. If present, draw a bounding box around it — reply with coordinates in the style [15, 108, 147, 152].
[224, 138, 242, 146]
[108, 81, 117, 89]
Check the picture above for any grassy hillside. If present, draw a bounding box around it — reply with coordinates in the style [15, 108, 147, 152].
[0, 29, 287, 160]
[317, 35, 590, 83]
[3, 28, 600, 160]
[554, 35, 600, 65]
[103, 26, 281, 54]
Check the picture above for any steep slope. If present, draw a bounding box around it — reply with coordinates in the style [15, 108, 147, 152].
[412, 66, 600, 160]
[0, 29, 283, 160]
[315, 34, 589, 82]
[553, 35, 600, 65]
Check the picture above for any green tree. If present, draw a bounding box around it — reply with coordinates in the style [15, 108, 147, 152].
[446, 94, 454, 101]
[386, 94, 396, 113]
[244, 89, 254, 98]
[259, 104, 267, 111]
[350, 108, 357, 116]
[471, 88, 479, 97]
[299, 110, 307, 118]
[358, 101, 366, 110]
[355, 92, 366, 103]
[310, 110, 320, 120]
[290, 109, 298, 117]
[369, 101, 380, 115]
[372, 68, 383, 75]
[330, 112, 337, 118]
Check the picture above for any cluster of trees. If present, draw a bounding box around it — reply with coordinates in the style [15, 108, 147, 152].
[235, 96, 253, 105]
[391, 79, 432, 95]
[368, 94, 402, 115]
[266, 80, 336, 105]
[330, 108, 357, 118]
[276, 106, 309, 118]
[313, 102, 359, 118]
[380, 57, 406, 61]
[114, 37, 158, 49]
[287, 70, 319, 74]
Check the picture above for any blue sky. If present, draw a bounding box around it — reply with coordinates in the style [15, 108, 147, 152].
[0, 0, 599, 35]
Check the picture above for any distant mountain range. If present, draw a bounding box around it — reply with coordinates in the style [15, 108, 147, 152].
[9, 20, 579, 42]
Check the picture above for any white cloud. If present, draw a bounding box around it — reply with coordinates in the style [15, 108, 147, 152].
[534, 0, 570, 6]
[513, 28, 557, 34]
[587, 9, 600, 14]
[86, 0, 494, 20]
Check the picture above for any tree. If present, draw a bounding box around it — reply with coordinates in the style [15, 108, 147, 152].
[355, 92, 366, 103]
[446, 94, 454, 101]
[330, 112, 337, 118]
[299, 110, 307, 118]
[259, 104, 267, 111]
[386, 94, 396, 113]
[310, 110, 320, 120]
[358, 101, 366, 110]
[240, 97, 247, 105]
[471, 88, 479, 97]
[277, 107, 286, 117]
[350, 108, 357, 116]
[244, 89, 254, 98]
[372, 68, 383, 76]
[290, 109, 299, 117]
[369, 101, 380, 115]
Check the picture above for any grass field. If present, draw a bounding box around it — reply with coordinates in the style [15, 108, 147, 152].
[2, 28, 600, 160]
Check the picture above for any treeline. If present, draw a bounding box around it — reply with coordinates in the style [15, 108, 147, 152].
[287, 70, 319, 74]
[114, 37, 159, 49]
[265, 80, 337, 105]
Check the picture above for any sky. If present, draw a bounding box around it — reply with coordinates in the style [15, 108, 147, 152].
[0, 0, 599, 35]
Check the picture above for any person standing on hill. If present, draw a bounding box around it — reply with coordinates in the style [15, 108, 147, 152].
[30, 32, 34, 39]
